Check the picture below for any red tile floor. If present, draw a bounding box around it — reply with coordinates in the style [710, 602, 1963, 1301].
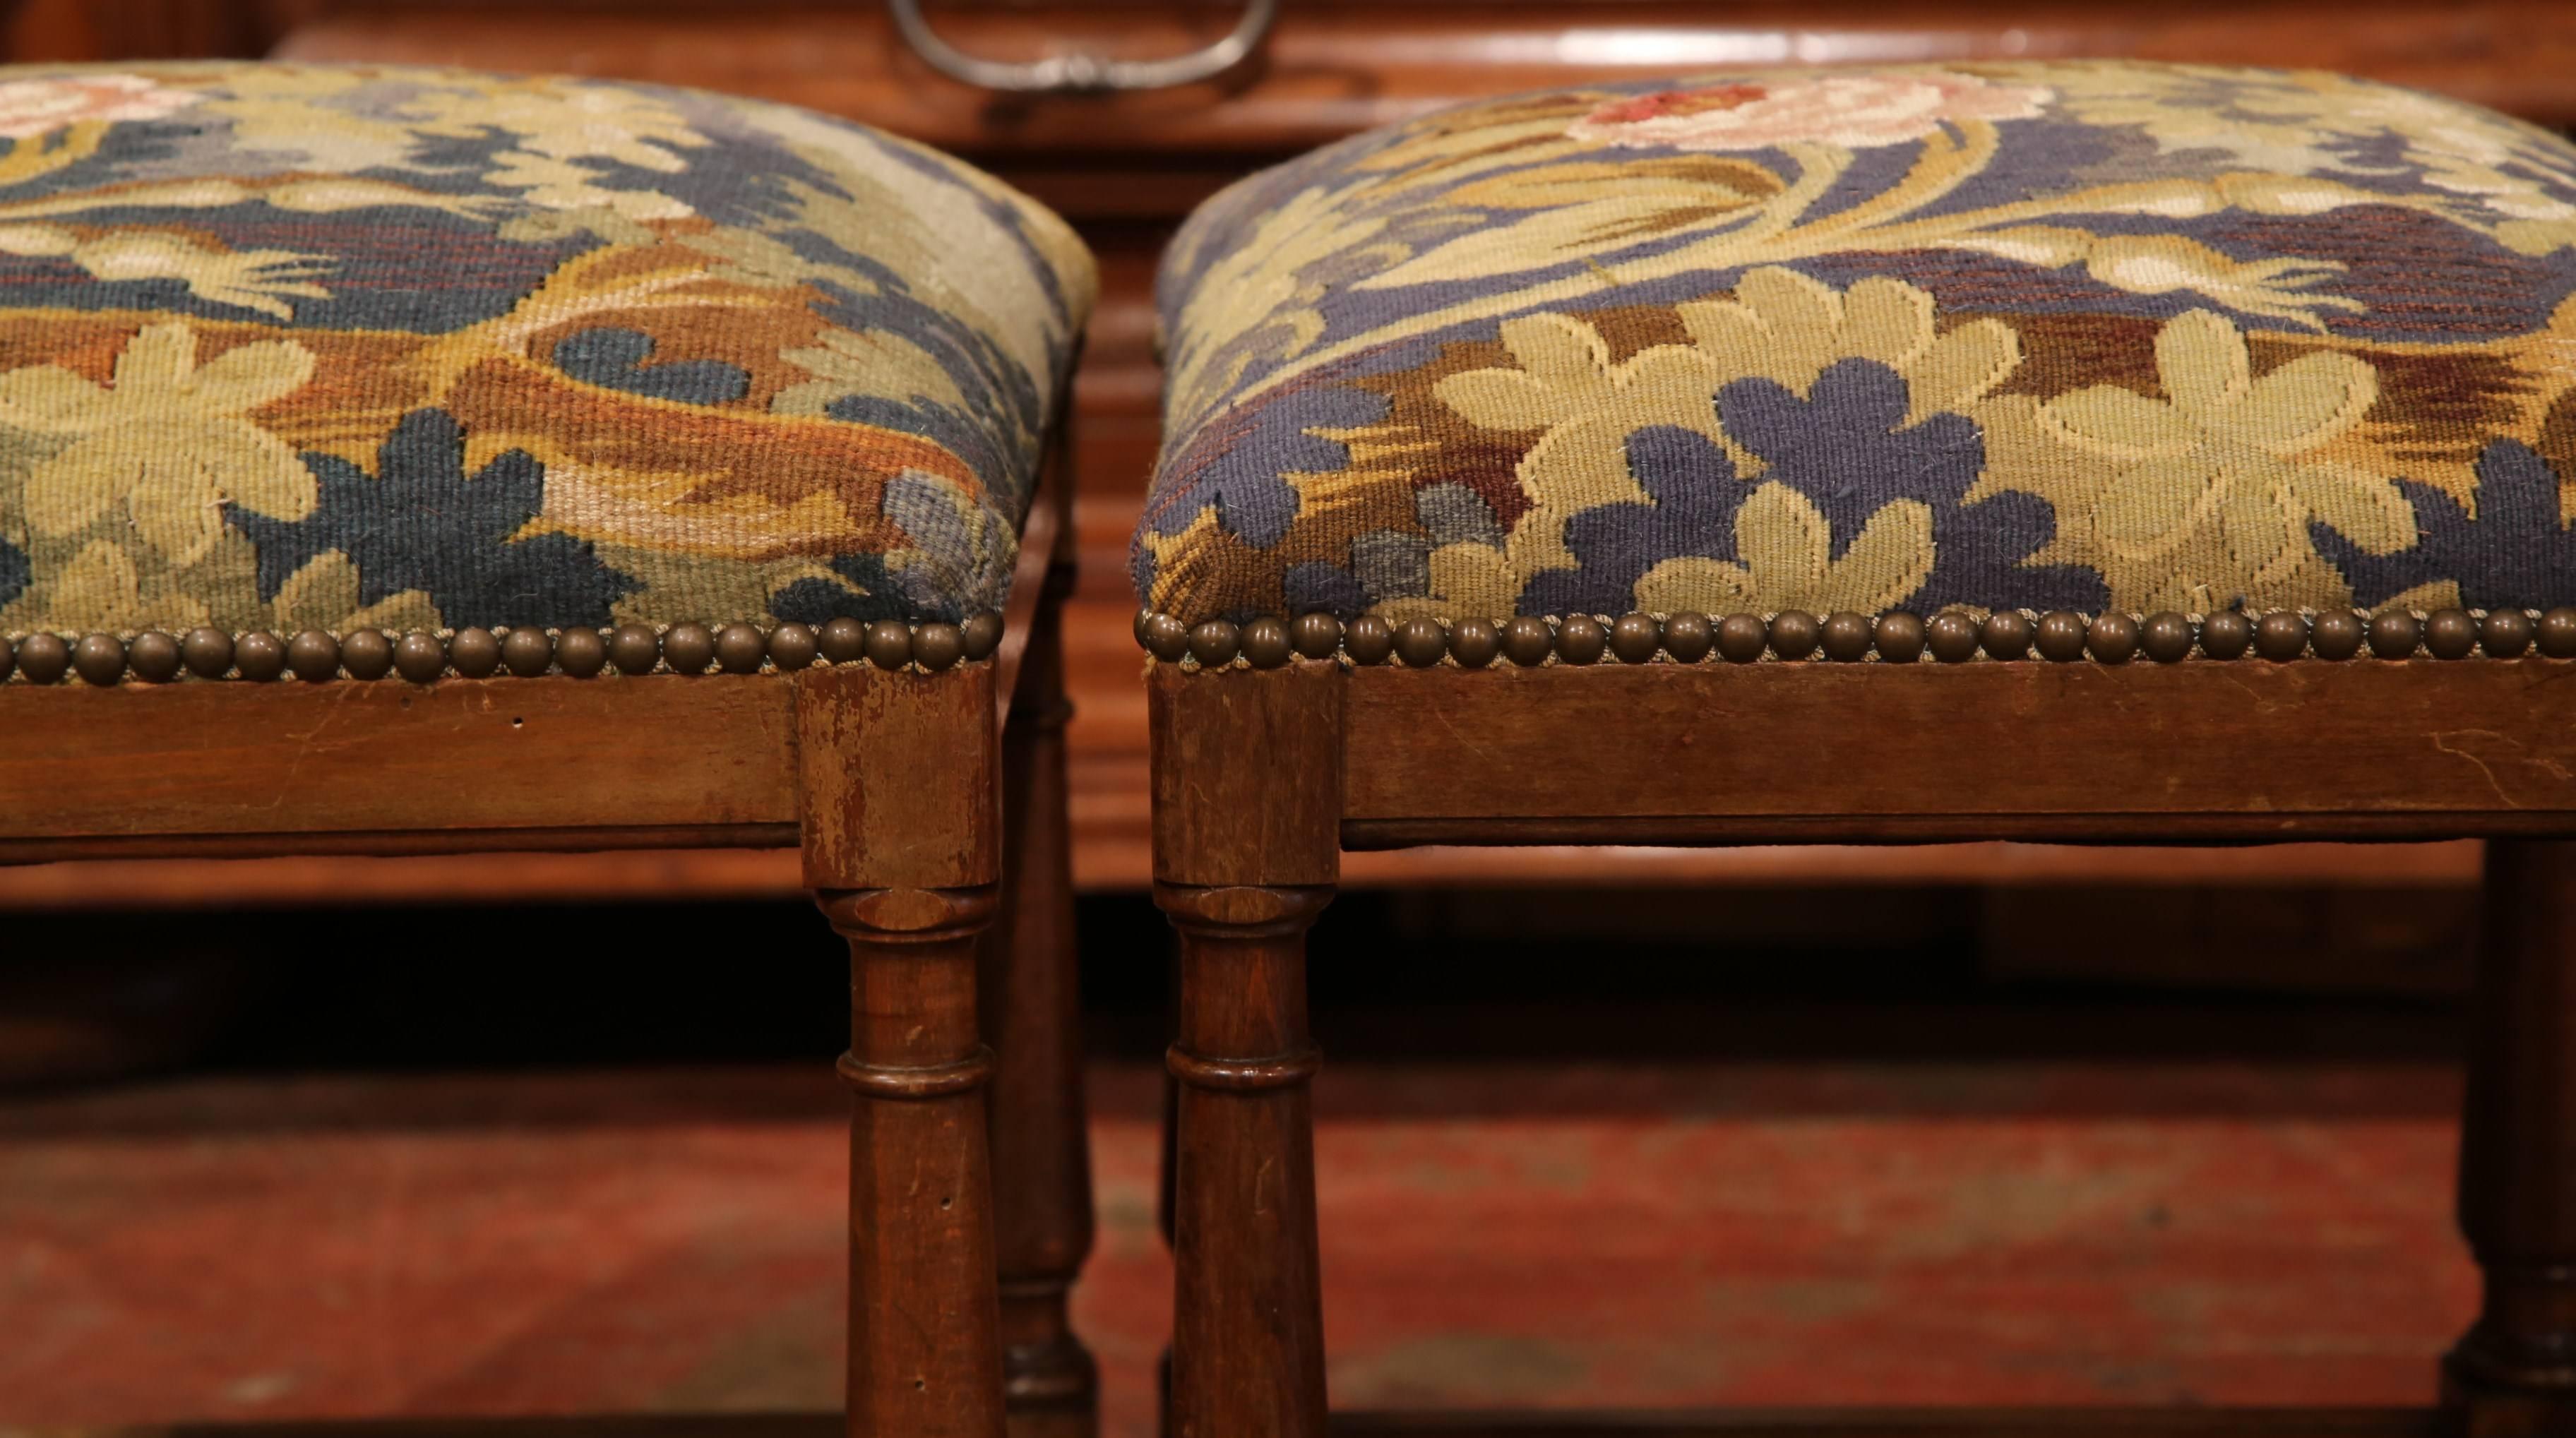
[0, 1055, 2473, 1430]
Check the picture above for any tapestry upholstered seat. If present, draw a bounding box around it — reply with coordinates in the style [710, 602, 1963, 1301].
[1132, 61, 2576, 652]
[0, 61, 1092, 682]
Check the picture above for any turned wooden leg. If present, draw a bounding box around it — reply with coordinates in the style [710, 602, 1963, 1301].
[825, 885, 1008, 1438]
[983, 587, 1098, 1438]
[1159, 881, 1332, 1438]
[799, 661, 1007, 1438]
[1145, 660, 1345, 1438]
[2447, 839, 2576, 1436]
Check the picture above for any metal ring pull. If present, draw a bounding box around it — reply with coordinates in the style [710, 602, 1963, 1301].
[887, 0, 1279, 93]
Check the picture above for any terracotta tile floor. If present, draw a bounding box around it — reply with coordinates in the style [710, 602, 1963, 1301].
[0, 1056, 2473, 1430]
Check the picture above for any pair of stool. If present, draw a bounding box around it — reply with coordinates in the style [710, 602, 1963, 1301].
[5, 54, 2576, 1438]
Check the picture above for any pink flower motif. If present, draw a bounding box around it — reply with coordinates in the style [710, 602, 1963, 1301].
[0, 74, 198, 140]
[1570, 72, 2053, 151]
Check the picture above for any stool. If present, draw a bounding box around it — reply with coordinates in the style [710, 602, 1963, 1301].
[0, 62, 1097, 1438]
[1133, 61, 2576, 1436]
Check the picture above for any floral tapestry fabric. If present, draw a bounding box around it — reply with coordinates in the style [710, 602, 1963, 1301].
[0, 62, 1094, 637]
[1133, 62, 2576, 625]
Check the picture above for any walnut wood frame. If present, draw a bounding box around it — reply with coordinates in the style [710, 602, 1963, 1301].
[1147, 656, 2576, 1438]
[0, 477, 1097, 1438]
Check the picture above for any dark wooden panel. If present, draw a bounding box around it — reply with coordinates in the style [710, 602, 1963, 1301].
[1341, 660, 2576, 841]
[0, 673, 799, 846]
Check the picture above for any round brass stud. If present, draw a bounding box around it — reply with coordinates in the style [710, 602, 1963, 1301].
[1716, 614, 1767, 664]
[1875, 612, 1927, 664]
[1241, 616, 1294, 669]
[962, 611, 1004, 661]
[556, 628, 607, 678]
[860, 619, 912, 671]
[1926, 611, 1980, 664]
[2367, 611, 2421, 659]
[1500, 616, 1553, 666]
[1820, 611, 1873, 662]
[765, 623, 816, 673]
[1980, 611, 2034, 661]
[2086, 611, 2140, 664]
[2198, 611, 2253, 661]
[2034, 611, 2088, 662]
[1292, 613, 1344, 660]
[2252, 611, 2308, 662]
[395, 632, 446, 683]
[714, 623, 767, 674]
[450, 627, 503, 678]
[2482, 609, 2535, 659]
[2140, 612, 2193, 664]
[661, 623, 717, 676]
[2309, 611, 2364, 661]
[2539, 606, 2576, 659]
[1556, 614, 1607, 665]
[181, 627, 234, 678]
[504, 628, 557, 678]
[1394, 617, 1447, 668]
[1448, 617, 1501, 670]
[609, 624, 662, 675]
[820, 616, 868, 665]
[1187, 620, 1242, 668]
[287, 630, 342, 683]
[1768, 610, 1820, 661]
[340, 630, 393, 681]
[234, 631, 286, 682]
[18, 632, 69, 684]
[1663, 612, 1714, 664]
[914, 622, 966, 671]
[128, 630, 181, 683]
[2425, 608, 2479, 660]
[1131, 609, 1150, 651]
[72, 633, 125, 686]
[1609, 613, 1662, 664]
[1140, 613, 1190, 663]
[1345, 615, 1395, 666]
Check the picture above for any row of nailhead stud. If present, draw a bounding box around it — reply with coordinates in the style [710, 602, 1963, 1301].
[0, 614, 1006, 685]
[1135, 607, 2576, 669]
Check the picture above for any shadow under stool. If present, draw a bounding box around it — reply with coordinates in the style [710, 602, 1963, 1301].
[0, 61, 1102, 1438]
[1131, 58, 2576, 1438]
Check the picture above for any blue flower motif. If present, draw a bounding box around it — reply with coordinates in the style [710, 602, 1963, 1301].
[881, 472, 1015, 620]
[770, 553, 910, 625]
[1132, 381, 1392, 614]
[1518, 424, 1750, 616]
[553, 328, 751, 405]
[1719, 359, 2103, 613]
[1137, 382, 1391, 549]
[0, 532, 26, 611]
[1282, 561, 1366, 616]
[231, 408, 636, 629]
[771, 474, 1015, 624]
[2312, 438, 2576, 609]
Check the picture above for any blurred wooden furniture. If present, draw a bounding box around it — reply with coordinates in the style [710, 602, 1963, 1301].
[18, 0, 2576, 893]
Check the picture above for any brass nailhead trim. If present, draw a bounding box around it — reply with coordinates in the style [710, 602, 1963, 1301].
[1136, 608, 2576, 669]
[0, 613, 1006, 686]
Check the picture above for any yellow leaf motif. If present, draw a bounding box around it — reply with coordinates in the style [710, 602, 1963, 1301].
[1633, 484, 1935, 616]
[2039, 308, 2409, 610]
[5, 322, 318, 565]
